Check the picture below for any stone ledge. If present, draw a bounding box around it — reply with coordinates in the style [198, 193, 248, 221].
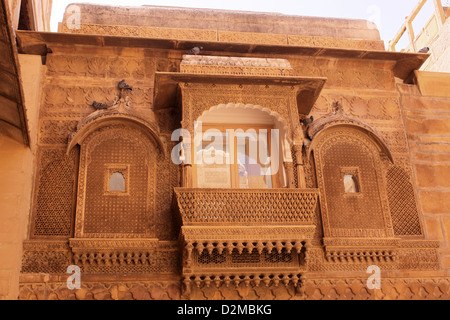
[62, 4, 382, 41]
[59, 23, 385, 51]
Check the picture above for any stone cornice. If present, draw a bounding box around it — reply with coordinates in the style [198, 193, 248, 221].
[16, 30, 429, 82]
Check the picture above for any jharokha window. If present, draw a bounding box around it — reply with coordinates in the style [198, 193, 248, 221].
[193, 124, 280, 189]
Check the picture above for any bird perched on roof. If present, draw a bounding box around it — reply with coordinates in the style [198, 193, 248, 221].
[332, 101, 343, 114]
[418, 47, 430, 53]
[300, 116, 314, 126]
[91, 101, 109, 110]
[118, 79, 133, 91]
[188, 46, 203, 55]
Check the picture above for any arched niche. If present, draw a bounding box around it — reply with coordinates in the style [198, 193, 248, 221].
[67, 114, 165, 158]
[309, 125, 395, 240]
[71, 120, 163, 239]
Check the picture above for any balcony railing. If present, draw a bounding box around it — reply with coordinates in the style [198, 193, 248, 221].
[174, 188, 319, 225]
[388, 0, 448, 52]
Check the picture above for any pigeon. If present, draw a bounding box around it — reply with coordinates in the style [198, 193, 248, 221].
[300, 116, 314, 126]
[418, 47, 430, 53]
[92, 101, 109, 110]
[332, 101, 343, 113]
[118, 79, 132, 91]
[189, 46, 203, 55]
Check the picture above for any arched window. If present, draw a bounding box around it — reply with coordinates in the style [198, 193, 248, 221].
[109, 172, 125, 192]
[193, 104, 290, 188]
[343, 174, 359, 193]
[75, 126, 157, 237]
[311, 126, 392, 236]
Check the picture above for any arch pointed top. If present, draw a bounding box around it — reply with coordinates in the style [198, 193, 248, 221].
[196, 103, 291, 138]
[306, 106, 394, 163]
[66, 107, 166, 158]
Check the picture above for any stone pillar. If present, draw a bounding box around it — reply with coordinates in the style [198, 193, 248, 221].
[181, 142, 193, 187]
[292, 144, 307, 189]
[182, 164, 193, 187]
[283, 161, 296, 188]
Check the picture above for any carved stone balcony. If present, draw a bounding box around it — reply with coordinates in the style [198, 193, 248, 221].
[173, 188, 319, 296]
[174, 188, 319, 226]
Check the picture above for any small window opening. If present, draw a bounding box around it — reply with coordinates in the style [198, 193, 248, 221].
[343, 174, 359, 193]
[109, 172, 125, 191]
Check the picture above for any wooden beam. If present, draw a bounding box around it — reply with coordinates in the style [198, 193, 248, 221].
[410, 0, 428, 21]
[433, 0, 446, 27]
[406, 20, 416, 52]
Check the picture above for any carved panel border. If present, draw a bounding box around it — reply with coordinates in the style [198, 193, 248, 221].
[74, 124, 157, 238]
[18, 277, 450, 300]
[179, 83, 299, 141]
[312, 126, 394, 239]
[29, 147, 79, 238]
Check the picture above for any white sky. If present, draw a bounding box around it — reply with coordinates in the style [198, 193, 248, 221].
[50, 0, 448, 49]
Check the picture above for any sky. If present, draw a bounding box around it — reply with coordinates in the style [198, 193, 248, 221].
[50, 0, 448, 49]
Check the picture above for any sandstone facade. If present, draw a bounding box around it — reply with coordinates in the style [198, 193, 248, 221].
[1, 2, 450, 300]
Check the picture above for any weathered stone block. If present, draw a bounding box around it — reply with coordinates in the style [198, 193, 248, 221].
[423, 215, 445, 240]
[420, 190, 450, 214]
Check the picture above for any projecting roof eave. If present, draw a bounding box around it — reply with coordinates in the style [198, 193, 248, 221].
[0, 1, 30, 146]
[154, 72, 327, 115]
[16, 30, 430, 82]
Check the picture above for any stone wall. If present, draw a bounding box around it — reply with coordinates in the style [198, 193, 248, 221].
[0, 136, 33, 299]
[398, 71, 450, 271]
[10, 2, 450, 300]
[59, 4, 385, 51]
[421, 19, 450, 72]
[63, 4, 381, 40]
[0, 54, 42, 300]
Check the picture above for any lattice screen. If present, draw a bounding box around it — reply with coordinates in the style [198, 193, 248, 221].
[291, 146, 299, 188]
[386, 166, 422, 236]
[32, 149, 78, 237]
[81, 127, 156, 237]
[195, 248, 298, 268]
[321, 140, 385, 230]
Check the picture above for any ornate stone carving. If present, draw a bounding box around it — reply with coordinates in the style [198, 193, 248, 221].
[46, 54, 152, 80]
[174, 187, 319, 298]
[69, 239, 180, 274]
[19, 17, 447, 300]
[19, 280, 182, 300]
[180, 83, 297, 136]
[180, 55, 294, 76]
[21, 241, 72, 274]
[38, 119, 79, 145]
[289, 58, 395, 90]
[174, 188, 319, 225]
[30, 148, 79, 237]
[19, 276, 450, 300]
[312, 126, 395, 239]
[73, 125, 157, 238]
[60, 23, 384, 51]
[386, 166, 423, 236]
[323, 238, 400, 263]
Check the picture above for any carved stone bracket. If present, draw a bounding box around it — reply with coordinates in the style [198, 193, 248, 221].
[322, 238, 401, 263]
[178, 224, 315, 298]
[69, 238, 180, 274]
[70, 238, 158, 266]
[173, 188, 319, 293]
[307, 104, 394, 163]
